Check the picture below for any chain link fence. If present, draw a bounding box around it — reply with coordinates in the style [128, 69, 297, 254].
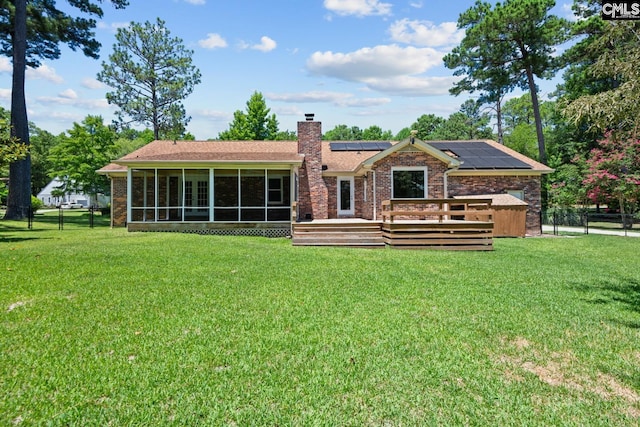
[542, 208, 639, 236]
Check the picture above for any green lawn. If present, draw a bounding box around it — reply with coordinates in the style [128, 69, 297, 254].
[2, 213, 640, 425]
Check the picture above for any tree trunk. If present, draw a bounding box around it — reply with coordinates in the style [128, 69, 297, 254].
[525, 66, 546, 165]
[495, 97, 504, 144]
[4, 0, 31, 220]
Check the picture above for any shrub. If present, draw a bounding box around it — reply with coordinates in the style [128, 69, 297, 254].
[30, 195, 44, 213]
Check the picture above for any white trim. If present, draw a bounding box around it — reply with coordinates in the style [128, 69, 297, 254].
[391, 166, 428, 199]
[126, 168, 132, 224]
[337, 176, 355, 216]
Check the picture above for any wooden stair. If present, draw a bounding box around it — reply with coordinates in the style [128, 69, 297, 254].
[292, 221, 385, 247]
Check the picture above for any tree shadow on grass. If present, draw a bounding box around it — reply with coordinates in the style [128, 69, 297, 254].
[0, 211, 110, 243]
[0, 222, 54, 243]
[574, 277, 640, 328]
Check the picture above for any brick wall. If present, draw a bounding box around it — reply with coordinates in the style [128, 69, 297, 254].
[360, 172, 374, 220]
[112, 176, 127, 227]
[448, 175, 543, 235]
[371, 150, 448, 217]
[297, 120, 328, 220]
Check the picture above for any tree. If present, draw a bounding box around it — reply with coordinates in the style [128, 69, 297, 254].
[324, 125, 354, 141]
[559, 1, 612, 102]
[362, 125, 394, 140]
[29, 127, 58, 195]
[113, 128, 155, 158]
[274, 130, 297, 141]
[444, 1, 514, 144]
[218, 92, 279, 140]
[431, 100, 494, 140]
[98, 18, 201, 140]
[395, 127, 412, 140]
[446, 0, 570, 164]
[410, 114, 446, 140]
[1, 0, 129, 219]
[48, 116, 117, 205]
[502, 94, 558, 161]
[563, 21, 640, 136]
[582, 132, 640, 226]
[0, 114, 27, 167]
[323, 124, 392, 141]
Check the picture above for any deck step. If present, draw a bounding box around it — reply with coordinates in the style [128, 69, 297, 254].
[292, 221, 384, 247]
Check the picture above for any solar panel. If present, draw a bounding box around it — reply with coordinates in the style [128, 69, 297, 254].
[329, 141, 392, 152]
[430, 141, 531, 170]
[329, 142, 350, 151]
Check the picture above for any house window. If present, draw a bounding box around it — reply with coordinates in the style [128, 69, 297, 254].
[507, 190, 525, 200]
[392, 167, 427, 199]
[268, 177, 283, 204]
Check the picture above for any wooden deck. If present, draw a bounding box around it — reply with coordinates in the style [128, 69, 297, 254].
[381, 199, 494, 250]
[292, 199, 495, 250]
[292, 219, 385, 248]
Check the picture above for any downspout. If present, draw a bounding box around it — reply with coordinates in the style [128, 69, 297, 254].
[443, 163, 461, 221]
[443, 163, 461, 199]
[372, 170, 377, 220]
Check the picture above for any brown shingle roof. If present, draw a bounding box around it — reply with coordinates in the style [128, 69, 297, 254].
[115, 140, 303, 164]
[322, 140, 391, 172]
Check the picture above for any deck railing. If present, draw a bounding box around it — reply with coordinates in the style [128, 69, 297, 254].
[381, 198, 493, 223]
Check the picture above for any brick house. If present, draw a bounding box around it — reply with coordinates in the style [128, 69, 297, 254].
[98, 115, 551, 239]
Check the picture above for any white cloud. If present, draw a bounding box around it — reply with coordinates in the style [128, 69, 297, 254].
[59, 89, 78, 100]
[365, 75, 459, 96]
[97, 21, 129, 33]
[81, 78, 105, 90]
[324, 0, 392, 17]
[198, 33, 228, 49]
[389, 19, 464, 47]
[266, 91, 390, 108]
[307, 44, 442, 81]
[251, 36, 277, 52]
[409, 1, 423, 8]
[0, 57, 11, 73]
[1, 59, 67, 85]
[268, 91, 355, 103]
[306, 45, 459, 97]
[183, 0, 205, 5]
[37, 95, 109, 109]
[338, 97, 391, 107]
[26, 64, 64, 84]
[196, 109, 233, 121]
[0, 88, 10, 100]
[272, 106, 304, 117]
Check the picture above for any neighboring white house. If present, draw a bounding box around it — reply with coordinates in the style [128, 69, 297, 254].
[37, 178, 91, 207]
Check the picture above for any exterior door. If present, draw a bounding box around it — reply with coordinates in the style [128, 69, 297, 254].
[337, 177, 354, 216]
[184, 175, 209, 220]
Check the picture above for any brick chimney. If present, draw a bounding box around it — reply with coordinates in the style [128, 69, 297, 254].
[297, 114, 328, 220]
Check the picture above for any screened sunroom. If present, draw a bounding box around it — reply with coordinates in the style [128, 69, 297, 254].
[128, 168, 293, 224]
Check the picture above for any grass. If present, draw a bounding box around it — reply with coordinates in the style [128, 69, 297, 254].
[2, 211, 640, 425]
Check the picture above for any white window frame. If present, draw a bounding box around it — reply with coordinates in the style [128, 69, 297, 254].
[391, 167, 428, 199]
[337, 176, 355, 216]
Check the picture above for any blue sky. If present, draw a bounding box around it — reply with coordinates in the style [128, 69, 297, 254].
[0, 0, 575, 140]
